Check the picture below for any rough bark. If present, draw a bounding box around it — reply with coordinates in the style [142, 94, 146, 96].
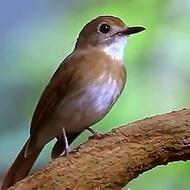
[8, 108, 190, 190]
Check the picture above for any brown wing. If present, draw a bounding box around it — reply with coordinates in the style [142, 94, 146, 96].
[30, 53, 80, 135]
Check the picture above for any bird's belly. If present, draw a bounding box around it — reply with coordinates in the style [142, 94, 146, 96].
[56, 80, 121, 132]
[81, 83, 118, 114]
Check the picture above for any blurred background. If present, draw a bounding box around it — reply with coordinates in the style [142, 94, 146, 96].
[0, 0, 190, 189]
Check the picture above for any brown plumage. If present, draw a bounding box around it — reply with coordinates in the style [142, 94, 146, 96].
[1, 15, 145, 190]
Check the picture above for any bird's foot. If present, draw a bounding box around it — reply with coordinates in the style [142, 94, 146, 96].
[60, 146, 73, 156]
[87, 127, 107, 139]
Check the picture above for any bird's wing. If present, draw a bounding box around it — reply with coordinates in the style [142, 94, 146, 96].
[30, 53, 80, 135]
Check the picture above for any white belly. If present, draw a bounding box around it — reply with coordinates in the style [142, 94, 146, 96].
[55, 77, 121, 132]
[83, 78, 120, 112]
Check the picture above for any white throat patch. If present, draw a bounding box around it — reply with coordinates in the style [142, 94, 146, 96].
[102, 37, 127, 60]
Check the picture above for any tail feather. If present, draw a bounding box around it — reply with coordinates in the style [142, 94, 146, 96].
[1, 132, 82, 189]
[1, 140, 43, 190]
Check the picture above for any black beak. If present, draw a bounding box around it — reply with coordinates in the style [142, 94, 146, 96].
[123, 26, 146, 35]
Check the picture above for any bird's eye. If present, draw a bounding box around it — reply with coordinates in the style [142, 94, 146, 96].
[99, 23, 110, 34]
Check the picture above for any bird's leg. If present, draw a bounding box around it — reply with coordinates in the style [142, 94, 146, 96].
[87, 127, 106, 139]
[60, 127, 70, 156]
[87, 127, 102, 137]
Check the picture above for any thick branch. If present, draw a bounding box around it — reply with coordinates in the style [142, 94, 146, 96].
[9, 108, 190, 190]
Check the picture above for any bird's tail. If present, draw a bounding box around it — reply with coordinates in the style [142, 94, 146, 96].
[1, 140, 43, 190]
[1, 132, 82, 189]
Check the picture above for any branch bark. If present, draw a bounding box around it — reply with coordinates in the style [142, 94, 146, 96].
[8, 108, 190, 190]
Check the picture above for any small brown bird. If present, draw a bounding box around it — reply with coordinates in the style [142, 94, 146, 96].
[1, 15, 145, 190]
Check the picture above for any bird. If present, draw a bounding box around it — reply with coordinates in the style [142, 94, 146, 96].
[1, 15, 145, 190]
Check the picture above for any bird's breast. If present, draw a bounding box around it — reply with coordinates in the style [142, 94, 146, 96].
[56, 72, 125, 132]
[55, 53, 126, 131]
[84, 77, 120, 112]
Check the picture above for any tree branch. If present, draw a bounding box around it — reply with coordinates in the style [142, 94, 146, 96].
[8, 108, 190, 190]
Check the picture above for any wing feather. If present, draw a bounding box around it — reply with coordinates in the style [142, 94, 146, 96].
[30, 54, 80, 134]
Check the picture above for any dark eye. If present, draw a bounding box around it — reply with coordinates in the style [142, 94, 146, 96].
[99, 23, 110, 34]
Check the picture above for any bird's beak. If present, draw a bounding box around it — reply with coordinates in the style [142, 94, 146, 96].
[123, 26, 146, 35]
